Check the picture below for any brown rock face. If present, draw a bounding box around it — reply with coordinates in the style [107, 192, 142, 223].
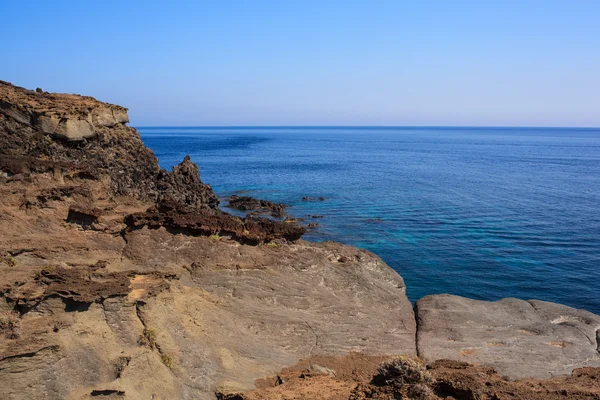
[0, 80, 218, 209]
[0, 80, 128, 141]
[0, 81, 416, 399]
[156, 155, 219, 209]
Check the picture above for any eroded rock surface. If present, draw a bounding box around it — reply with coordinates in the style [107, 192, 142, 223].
[0, 175, 415, 399]
[0, 82, 415, 399]
[0, 81, 218, 208]
[415, 294, 600, 379]
[125, 200, 305, 243]
[0, 80, 128, 141]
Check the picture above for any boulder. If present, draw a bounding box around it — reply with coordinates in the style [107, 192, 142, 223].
[415, 294, 600, 379]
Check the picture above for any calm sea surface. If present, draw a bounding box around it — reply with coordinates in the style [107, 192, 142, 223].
[138, 127, 600, 314]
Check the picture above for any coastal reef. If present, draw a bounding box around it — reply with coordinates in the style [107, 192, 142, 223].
[0, 81, 599, 399]
[226, 195, 288, 218]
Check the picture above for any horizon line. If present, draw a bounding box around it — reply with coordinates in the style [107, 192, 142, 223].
[134, 125, 600, 130]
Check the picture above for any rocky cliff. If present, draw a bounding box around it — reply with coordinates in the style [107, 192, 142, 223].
[0, 82, 599, 400]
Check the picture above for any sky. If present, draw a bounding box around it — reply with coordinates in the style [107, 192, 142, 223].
[1, 1, 599, 127]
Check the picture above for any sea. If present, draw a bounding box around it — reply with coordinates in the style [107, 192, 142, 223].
[138, 126, 600, 315]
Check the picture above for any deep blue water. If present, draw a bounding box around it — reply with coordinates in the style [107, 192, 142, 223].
[138, 127, 600, 315]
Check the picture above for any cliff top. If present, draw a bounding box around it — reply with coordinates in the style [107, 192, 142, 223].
[0, 80, 127, 115]
[0, 80, 129, 141]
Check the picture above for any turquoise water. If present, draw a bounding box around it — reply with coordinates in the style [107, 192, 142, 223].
[138, 127, 600, 314]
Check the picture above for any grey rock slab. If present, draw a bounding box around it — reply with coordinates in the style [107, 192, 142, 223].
[124, 231, 417, 395]
[415, 294, 600, 379]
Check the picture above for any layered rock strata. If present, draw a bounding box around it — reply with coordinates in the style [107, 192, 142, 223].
[0, 81, 414, 399]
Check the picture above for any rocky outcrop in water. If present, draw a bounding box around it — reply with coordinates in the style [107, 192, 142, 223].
[227, 195, 287, 218]
[125, 200, 305, 243]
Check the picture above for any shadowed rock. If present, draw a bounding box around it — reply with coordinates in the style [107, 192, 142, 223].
[125, 200, 305, 243]
[227, 195, 287, 218]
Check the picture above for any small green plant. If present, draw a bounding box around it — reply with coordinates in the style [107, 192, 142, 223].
[0, 311, 21, 339]
[266, 242, 278, 248]
[140, 328, 157, 349]
[161, 353, 174, 368]
[5, 254, 16, 267]
[208, 234, 222, 241]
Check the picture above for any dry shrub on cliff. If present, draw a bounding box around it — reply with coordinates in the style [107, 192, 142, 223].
[366, 356, 436, 399]
[140, 327, 157, 349]
[161, 353, 174, 368]
[0, 311, 21, 339]
[375, 356, 434, 386]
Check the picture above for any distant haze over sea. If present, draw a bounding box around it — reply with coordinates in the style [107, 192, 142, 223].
[140, 126, 600, 314]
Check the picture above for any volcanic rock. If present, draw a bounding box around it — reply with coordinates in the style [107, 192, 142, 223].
[125, 201, 305, 243]
[227, 195, 287, 218]
[0, 81, 415, 399]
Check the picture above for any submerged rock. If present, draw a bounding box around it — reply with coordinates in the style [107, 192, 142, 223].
[302, 196, 325, 202]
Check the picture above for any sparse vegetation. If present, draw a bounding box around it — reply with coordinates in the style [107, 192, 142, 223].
[140, 327, 157, 349]
[208, 234, 222, 241]
[5, 254, 16, 267]
[266, 242, 278, 248]
[407, 382, 436, 400]
[375, 356, 433, 387]
[161, 353, 174, 368]
[0, 311, 21, 339]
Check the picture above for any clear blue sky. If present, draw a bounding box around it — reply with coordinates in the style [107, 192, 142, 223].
[2, 1, 599, 127]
